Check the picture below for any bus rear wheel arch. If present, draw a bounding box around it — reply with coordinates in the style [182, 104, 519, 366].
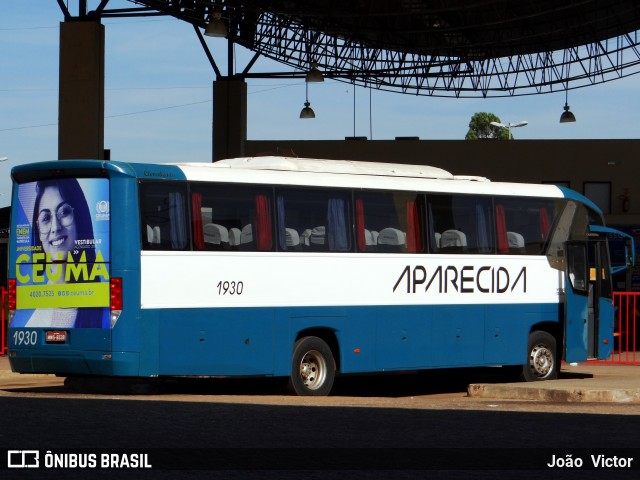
[522, 330, 558, 382]
[287, 336, 336, 396]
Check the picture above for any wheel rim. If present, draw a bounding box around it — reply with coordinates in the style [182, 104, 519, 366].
[298, 349, 327, 390]
[529, 343, 554, 378]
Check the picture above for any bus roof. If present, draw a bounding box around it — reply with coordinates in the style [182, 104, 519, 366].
[11, 158, 600, 211]
[182, 156, 491, 182]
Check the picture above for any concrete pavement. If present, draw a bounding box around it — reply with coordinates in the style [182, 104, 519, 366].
[1, 354, 638, 402]
[468, 362, 640, 403]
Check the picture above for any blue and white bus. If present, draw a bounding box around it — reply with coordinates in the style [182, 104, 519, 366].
[6, 157, 634, 395]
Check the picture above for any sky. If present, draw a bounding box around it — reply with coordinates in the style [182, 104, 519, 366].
[1, 1, 640, 208]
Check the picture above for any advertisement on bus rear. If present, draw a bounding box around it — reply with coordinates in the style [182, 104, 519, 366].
[11, 178, 110, 328]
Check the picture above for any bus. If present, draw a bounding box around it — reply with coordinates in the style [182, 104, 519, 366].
[6, 157, 634, 395]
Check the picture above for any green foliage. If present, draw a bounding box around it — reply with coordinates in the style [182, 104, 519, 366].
[465, 112, 510, 140]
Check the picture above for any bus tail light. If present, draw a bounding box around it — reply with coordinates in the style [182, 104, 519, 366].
[8, 278, 16, 311]
[110, 278, 123, 328]
[8, 278, 16, 325]
[110, 277, 123, 310]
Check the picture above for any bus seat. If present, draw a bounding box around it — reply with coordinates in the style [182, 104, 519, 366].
[364, 229, 377, 252]
[364, 229, 373, 245]
[440, 229, 467, 249]
[300, 229, 311, 246]
[285, 228, 300, 248]
[300, 226, 325, 250]
[377, 228, 406, 252]
[371, 230, 379, 245]
[240, 224, 253, 244]
[507, 231, 525, 252]
[147, 225, 161, 245]
[228, 227, 241, 246]
[310, 226, 325, 245]
[434, 232, 442, 248]
[204, 223, 229, 246]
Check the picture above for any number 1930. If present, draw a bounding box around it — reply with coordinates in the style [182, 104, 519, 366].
[13, 330, 37, 346]
[217, 281, 244, 295]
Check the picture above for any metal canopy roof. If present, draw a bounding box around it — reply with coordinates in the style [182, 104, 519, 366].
[70, 1, 640, 97]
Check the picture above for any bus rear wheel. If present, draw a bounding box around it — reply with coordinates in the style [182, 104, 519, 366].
[287, 336, 336, 396]
[522, 331, 558, 381]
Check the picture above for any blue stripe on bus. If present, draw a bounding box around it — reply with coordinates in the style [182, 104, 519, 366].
[8, 303, 561, 377]
[557, 186, 602, 214]
[126, 163, 187, 181]
[10, 161, 186, 184]
[151, 303, 559, 376]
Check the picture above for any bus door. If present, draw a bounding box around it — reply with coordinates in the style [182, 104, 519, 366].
[564, 240, 612, 362]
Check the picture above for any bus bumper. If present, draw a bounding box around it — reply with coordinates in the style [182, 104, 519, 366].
[8, 350, 140, 377]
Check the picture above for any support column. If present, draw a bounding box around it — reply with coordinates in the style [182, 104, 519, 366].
[58, 20, 105, 160]
[212, 79, 247, 161]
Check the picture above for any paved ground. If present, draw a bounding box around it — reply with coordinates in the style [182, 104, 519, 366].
[1, 354, 639, 411]
[1, 355, 639, 480]
[468, 361, 640, 403]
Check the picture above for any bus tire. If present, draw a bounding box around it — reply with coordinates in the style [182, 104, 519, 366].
[522, 331, 558, 382]
[287, 336, 336, 396]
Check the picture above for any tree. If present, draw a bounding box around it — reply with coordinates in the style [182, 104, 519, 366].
[465, 112, 510, 140]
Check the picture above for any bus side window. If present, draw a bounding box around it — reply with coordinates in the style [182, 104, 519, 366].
[495, 197, 563, 255]
[355, 191, 424, 254]
[139, 182, 188, 250]
[191, 183, 274, 252]
[428, 194, 491, 254]
[277, 188, 351, 252]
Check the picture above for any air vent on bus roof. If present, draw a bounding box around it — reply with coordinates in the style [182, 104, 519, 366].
[452, 175, 491, 182]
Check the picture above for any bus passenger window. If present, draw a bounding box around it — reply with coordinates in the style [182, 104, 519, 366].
[276, 188, 351, 252]
[139, 182, 188, 250]
[190, 184, 273, 252]
[428, 195, 491, 254]
[494, 197, 564, 255]
[355, 192, 424, 253]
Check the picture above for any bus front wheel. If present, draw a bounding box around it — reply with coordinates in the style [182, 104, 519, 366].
[287, 336, 336, 396]
[522, 331, 558, 382]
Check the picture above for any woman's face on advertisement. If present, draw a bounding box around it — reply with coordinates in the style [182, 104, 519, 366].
[37, 186, 77, 257]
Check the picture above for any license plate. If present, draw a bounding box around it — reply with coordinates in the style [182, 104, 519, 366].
[45, 331, 67, 344]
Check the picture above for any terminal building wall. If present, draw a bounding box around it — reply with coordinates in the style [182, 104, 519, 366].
[246, 139, 640, 227]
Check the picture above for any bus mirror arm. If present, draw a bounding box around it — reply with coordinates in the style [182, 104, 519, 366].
[625, 240, 636, 269]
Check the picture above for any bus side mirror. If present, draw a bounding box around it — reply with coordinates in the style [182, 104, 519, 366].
[611, 242, 635, 274]
[589, 225, 635, 273]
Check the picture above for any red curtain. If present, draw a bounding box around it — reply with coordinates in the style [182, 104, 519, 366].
[255, 195, 272, 251]
[191, 193, 204, 250]
[495, 204, 509, 253]
[539, 208, 551, 241]
[355, 199, 366, 252]
[405, 200, 421, 253]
